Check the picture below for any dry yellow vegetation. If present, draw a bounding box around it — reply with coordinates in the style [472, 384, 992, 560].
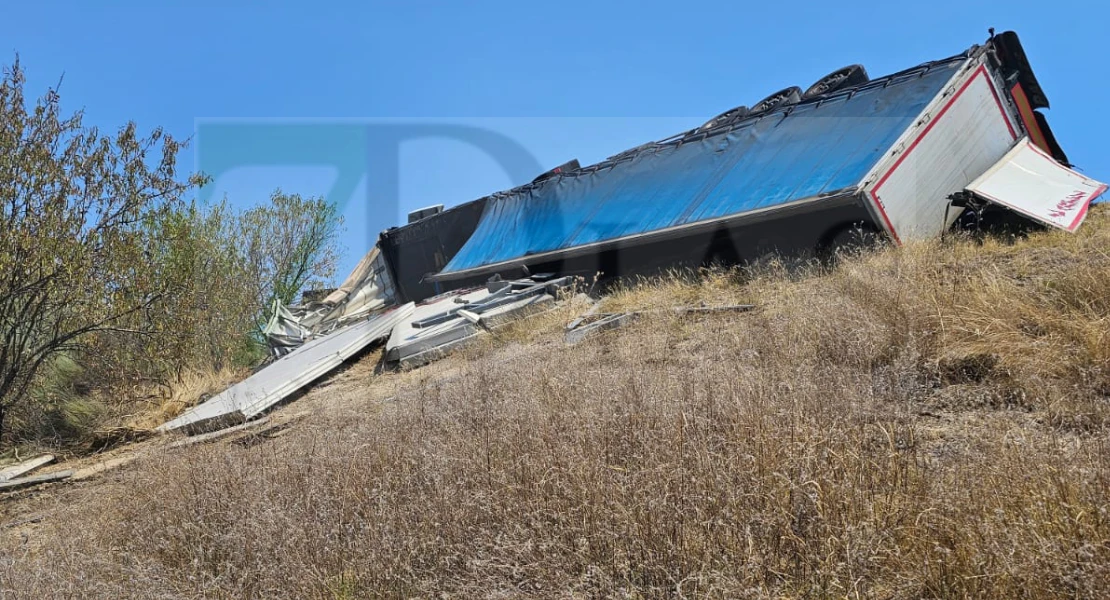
[2, 207, 1109, 599]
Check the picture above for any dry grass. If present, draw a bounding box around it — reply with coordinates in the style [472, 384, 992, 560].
[3, 365, 249, 456]
[125, 367, 249, 432]
[2, 208, 1109, 599]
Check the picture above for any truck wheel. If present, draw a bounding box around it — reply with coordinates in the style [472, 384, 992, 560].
[803, 65, 869, 100]
[606, 142, 658, 162]
[819, 223, 883, 263]
[697, 105, 749, 133]
[750, 87, 802, 115]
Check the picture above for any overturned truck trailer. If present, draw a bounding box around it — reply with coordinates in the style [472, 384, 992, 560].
[267, 31, 1104, 352]
[418, 31, 1103, 285]
[175, 32, 1101, 434]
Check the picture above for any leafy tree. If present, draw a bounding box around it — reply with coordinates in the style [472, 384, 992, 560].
[135, 191, 343, 372]
[84, 198, 260, 386]
[240, 190, 342, 326]
[0, 58, 203, 440]
[0, 58, 344, 446]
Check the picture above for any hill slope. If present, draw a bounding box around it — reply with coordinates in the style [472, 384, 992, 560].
[3, 207, 1109, 599]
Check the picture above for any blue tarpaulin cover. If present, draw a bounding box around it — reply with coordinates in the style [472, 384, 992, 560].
[440, 56, 967, 278]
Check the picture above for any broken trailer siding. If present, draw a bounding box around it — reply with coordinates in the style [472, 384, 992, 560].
[161, 304, 415, 434]
[966, 138, 1107, 231]
[386, 276, 571, 368]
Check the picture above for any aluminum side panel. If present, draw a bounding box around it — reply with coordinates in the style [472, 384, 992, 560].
[159, 303, 415, 433]
[863, 61, 1020, 241]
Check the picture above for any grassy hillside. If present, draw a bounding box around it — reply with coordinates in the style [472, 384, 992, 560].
[3, 206, 1109, 599]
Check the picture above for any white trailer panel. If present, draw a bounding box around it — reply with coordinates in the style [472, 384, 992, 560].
[160, 303, 415, 434]
[863, 60, 1021, 241]
[967, 138, 1107, 231]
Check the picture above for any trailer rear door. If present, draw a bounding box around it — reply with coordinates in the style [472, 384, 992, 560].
[967, 138, 1106, 232]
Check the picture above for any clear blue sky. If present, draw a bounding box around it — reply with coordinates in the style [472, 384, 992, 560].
[3, 1, 1105, 277]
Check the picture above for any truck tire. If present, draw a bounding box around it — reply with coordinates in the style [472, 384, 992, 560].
[819, 222, 883, 263]
[803, 64, 869, 100]
[750, 87, 802, 115]
[697, 105, 750, 133]
[606, 142, 658, 162]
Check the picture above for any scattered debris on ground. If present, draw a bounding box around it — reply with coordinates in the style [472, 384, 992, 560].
[0, 455, 55, 482]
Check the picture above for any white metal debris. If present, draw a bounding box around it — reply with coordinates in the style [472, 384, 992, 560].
[386, 277, 571, 368]
[264, 245, 399, 354]
[0, 470, 73, 493]
[0, 454, 55, 482]
[159, 304, 415, 434]
[967, 137, 1107, 232]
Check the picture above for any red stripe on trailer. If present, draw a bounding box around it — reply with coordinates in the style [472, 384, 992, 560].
[1021, 138, 1104, 231]
[1067, 183, 1105, 231]
[987, 75, 1019, 141]
[867, 189, 901, 245]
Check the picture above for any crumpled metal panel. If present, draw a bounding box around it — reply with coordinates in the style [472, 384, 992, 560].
[160, 303, 415, 434]
[967, 138, 1107, 232]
